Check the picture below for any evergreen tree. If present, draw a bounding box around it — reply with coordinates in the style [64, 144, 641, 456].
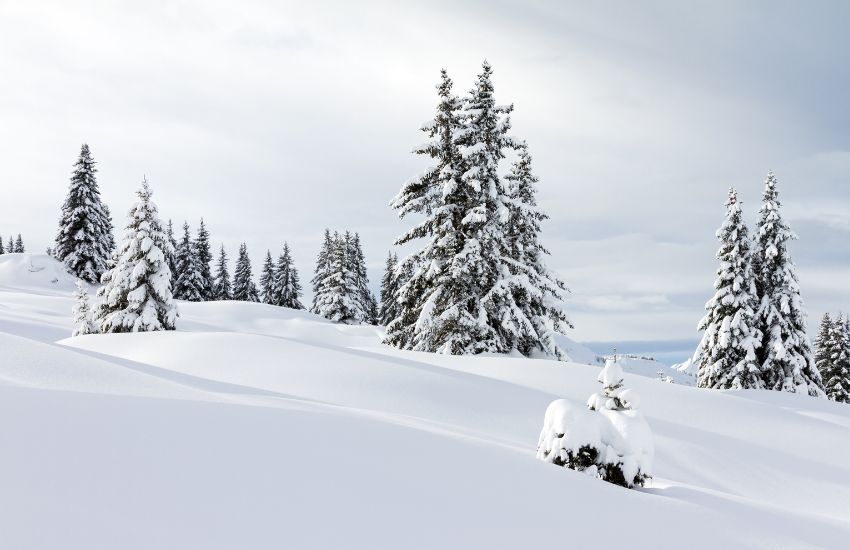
[93, 178, 177, 332]
[350, 233, 378, 323]
[165, 219, 178, 284]
[817, 314, 850, 403]
[502, 142, 572, 358]
[14, 234, 24, 253]
[259, 250, 276, 304]
[54, 144, 114, 282]
[754, 173, 824, 397]
[0, 236, 4, 254]
[195, 219, 214, 300]
[272, 242, 304, 309]
[172, 222, 205, 302]
[103, 203, 116, 262]
[71, 281, 97, 337]
[232, 243, 260, 302]
[387, 62, 520, 355]
[313, 232, 360, 323]
[379, 251, 400, 326]
[311, 229, 335, 314]
[696, 189, 763, 390]
[211, 244, 232, 300]
[7, 236, 14, 254]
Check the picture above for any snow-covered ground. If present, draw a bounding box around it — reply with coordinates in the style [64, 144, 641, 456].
[2, 253, 849, 549]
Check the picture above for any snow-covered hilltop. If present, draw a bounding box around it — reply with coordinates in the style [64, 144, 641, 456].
[1, 253, 849, 549]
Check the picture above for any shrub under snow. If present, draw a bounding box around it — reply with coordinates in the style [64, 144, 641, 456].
[537, 359, 654, 488]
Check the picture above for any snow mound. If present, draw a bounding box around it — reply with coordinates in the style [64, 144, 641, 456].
[0, 253, 79, 294]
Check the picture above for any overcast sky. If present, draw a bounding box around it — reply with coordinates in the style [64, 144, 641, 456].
[2, 0, 849, 360]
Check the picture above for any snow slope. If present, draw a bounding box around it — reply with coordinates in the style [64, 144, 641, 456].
[2, 254, 850, 549]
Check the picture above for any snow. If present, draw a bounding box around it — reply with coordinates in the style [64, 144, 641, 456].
[2, 254, 850, 548]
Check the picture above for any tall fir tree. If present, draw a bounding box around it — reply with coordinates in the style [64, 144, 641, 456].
[379, 251, 400, 326]
[754, 172, 824, 397]
[211, 244, 233, 300]
[14, 234, 25, 253]
[259, 250, 276, 304]
[7, 235, 14, 254]
[93, 178, 177, 332]
[232, 243, 260, 302]
[172, 222, 205, 302]
[165, 219, 178, 285]
[54, 144, 114, 282]
[311, 229, 335, 314]
[387, 62, 522, 355]
[350, 233, 378, 324]
[313, 232, 360, 323]
[696, 189, 762, 390]
[0, 235, 4, 254]
[502, 142, 572, 358]
[195, 219, 214, 300]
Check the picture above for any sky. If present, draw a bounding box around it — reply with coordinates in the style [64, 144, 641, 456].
[2, 0, 849, 362]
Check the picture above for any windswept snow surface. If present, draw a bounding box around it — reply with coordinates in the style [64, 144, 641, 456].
[2, 255, 850, 549]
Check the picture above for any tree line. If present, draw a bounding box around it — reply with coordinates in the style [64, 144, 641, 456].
[0, 234, 26, 254]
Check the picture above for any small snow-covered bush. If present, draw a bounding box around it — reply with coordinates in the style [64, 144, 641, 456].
[537, 359, 654, 488]
[71, 281, 97, 337]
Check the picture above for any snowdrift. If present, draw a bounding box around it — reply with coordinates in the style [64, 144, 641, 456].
[2, 253, 850, 549]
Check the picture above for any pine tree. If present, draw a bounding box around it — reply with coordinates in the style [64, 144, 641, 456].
[14, 234, 24, 253]
[93, 178, 177, 332]
[195, 219, 214, 300]
[232, 243, 260, 302]
[211, 244, 232, 300]
[817, 314, 850, 403]
[71, 281, 97, 337]
[754, 172, 825, 397]
[165, 219, 178, 284]
[387, 63, 519, 354]
[0, 236, 4, 254]
[696, 189, 763, 390]
[54, 144, 114, 282]
[172, 222, 205, 302]
[7, 236, 14, 254]
[259, 250, 276, 304]
[313, 232, 360, 323]
[502, 141, 572, 358]
[311, 229, 335, 314]
[349, 233, 377, 323]
[272, 242, 304, 309]
[379, 251, 400, 326]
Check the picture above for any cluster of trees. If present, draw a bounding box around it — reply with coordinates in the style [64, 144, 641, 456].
[696, 174, 825, 398]
[310, 230, 377, 324]
[0, 234, 25, 254]
[814, 313, 850, 403]
[382, 61, 571, 359]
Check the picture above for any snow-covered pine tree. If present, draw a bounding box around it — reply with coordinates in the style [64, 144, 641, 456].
[195, 219, 214, 300]
[696, 188, 763, 390]
[379, 251, 400, 326]
[232, 243, 260, 302]
[165, 219, 178, 284]
[0, 236, 4, 254]
[14, 234, 24, 253]
[818, 314, 850, 403]
[754, 172, 824, 397]
[387, 67, 492, 353]
[54, 144, 114, 283]
[310, 229, 334, 314]
[172, 222, 205, 302]
[349, 233, 377, 323]
[272, 242, 304, 309]
[103, 203, 116, 262]
[6, 236, 13, 254]
[502, 141, 572, 358]
[211, 244, 232, 300]
[93, 178, 177, 332]
[71, 281, 97, 337]
[259, 250, 276, 304]
[313, 232, 359, 323]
